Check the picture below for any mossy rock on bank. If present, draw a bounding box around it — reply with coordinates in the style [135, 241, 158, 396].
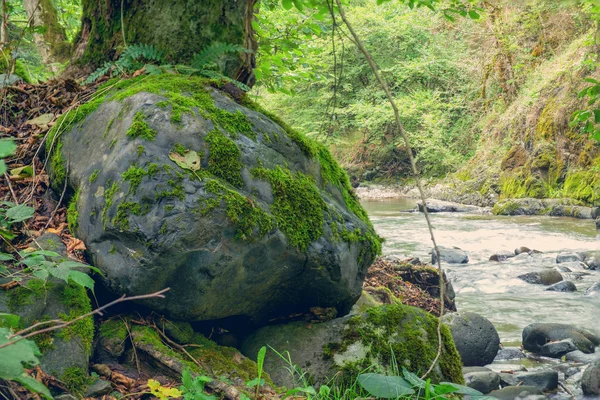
[0, 234, 93, 379]
[46, 75, 381, 324]
[97, 318, 268, 394]
[492, 198, 598, 219]
[240, 304, 463, 388]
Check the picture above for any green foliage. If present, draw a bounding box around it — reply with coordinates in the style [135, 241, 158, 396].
[571, 77, 600, 141]
[83, 43, 252, 90]
[126, 112, 157, 141]
[205, 130, 244, 187]
[0, 201, 35, 241]
[245, 346, 267, 397]
[179, 369, 216, 400]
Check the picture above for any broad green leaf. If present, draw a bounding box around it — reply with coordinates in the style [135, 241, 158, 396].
[0, 229, 16, 240]
[282, 0, 294, 10]
[439, 382, 485, 396]
[357, 373, 414, 398]
[0, 327, 41, 379]
[28, 251, 61, 258]
[181, 368, 193, 389]
[67, 270, 95, 291]
[5, 204, 35, 223]
[0, 160, 7, 176]
[0, 313, 20, 329]
[468, 10, 480, 19]
[0, 140, 16, 158]
[257, 346, 266, 372]
[32, 269, 49, 281]
[402, 367, 425, 388]
[10, 165, 33, 178]
[13, 374, 53, 399]
[0, 253, 15, 261]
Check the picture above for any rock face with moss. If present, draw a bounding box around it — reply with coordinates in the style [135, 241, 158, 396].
[47, 75, 381, 324]
[0, 234, 93, 378]
[240, 304, 463, 388]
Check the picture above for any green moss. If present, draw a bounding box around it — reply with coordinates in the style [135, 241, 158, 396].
[102, 181, 120, 226]
[89, 169, 100, 184]
[332, 304, 463, 384]
[137, 145, 145, 157]
[126, 111, 157, 141]
[205, 129, 243, 187]
[61, 367, 93, 396]
[103, 117, 114, 138]
[67, 188, 80, 233]
[50, 141, 66, 190]
[109, 244, 117, 254]
[563, 169, 600, 206]
[252, 166, 325, 250]
[113, 202, 143, 230]
[172, 143, 187, 156]
[491, 200, 521, 215]
[109, 138, 117, 148]
[99, 319, 128, 342]
[204, 180, 274, 241]
[122, 163, 159, 195]
[57, 283, 94, 355]
[7, 279, 47, 312]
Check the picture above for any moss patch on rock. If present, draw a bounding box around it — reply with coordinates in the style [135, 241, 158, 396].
[205, 129, 243, 187]
[126, 111, 157, 141]
[67, 188, 80, 233]
[57, 283, 94, 355]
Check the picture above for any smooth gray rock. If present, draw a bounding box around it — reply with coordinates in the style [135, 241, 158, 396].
[582, 361, 600, 396]
[489, 251, 516, 262]
[565, 350, 600, 363]
[84, 379, 112, 397]
[431, 245, 469, 264]
[544, 281, 576, 292]
[596, 217, 600, 230]
[556, 253, 582, 263]
[513, 370, 558, 391]
[518, 269, 563, 285]
[464, 370, 500, 394]
[441, 311, 500, 366]
[585, 281, 600, 296]
[417, 199, 486, 213]
[494, 347, 526, 361]
[522, 323, 600, 354]
[49, 87, 379, 323]
[488, 385, 545, 400]
[540, 339, 577, 358]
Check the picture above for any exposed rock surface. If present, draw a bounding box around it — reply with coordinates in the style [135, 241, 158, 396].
[540, 339, 578, 358]
[416, 199, 490, 214]
[463, 368, 500, 394]
[544, 281, 576, 292]
[582, 361, 600, 396]
[556, 253, 582, 263]
[441, 312, 500, 366]
[241, 304, 463, 388]
[518, 269, 563, 285]
[489, 251, 516, 262]
[431, 246, 469, 264]
[522, 323, 600, 354]
[511, 370, 559, 391]
[494, 347, 526, 361]
[492, 198, 597, 219]
[581, 251, 600, 270]
[487, 385, 545, 400]
[47, 76, 380, 323]
[585, 281, 600, 296]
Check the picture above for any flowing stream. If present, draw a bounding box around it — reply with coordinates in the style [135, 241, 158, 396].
[361, 198, 600, 346]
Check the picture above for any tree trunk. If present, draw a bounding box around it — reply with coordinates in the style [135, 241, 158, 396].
[23, 0, 71, 68]
[71, 0, 257, 86]
[0, 0, 8, 49]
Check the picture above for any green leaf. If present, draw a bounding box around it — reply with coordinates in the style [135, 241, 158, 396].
[439, 382, 485, 396]
[67, 270, 95, 291]
[169, 150, 201, 172]
[0, 313, 20, 329]
[5, 204, 35, 223]
[357, 373, 415, 398]
[13, 374, 53, 399]
[0, 140, 16, 158]
[28, 251, 61, 258]
[32, 269, 49, 281]
[282, 0, 294, 10]
[0, 327, 41, 379]
[0, 253, 15, 261]
[402, 367, 425, 388]
[468, 10, 480, 19]
[257, 346, 266, 373]
[181, 368, 193, 389]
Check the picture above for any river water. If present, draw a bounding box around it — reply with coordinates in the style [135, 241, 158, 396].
[361, 198, 600, 346]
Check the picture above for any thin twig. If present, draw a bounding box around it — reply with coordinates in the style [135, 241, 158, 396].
[333, 0, 445, 380]
[3, 173, 18, 204]
[1, 288, 170, 348]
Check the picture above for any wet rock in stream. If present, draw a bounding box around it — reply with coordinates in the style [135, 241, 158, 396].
[441, 311, 500, 366]
[431, 245, 469, 264]
[518, 269, 563, 285]
[545, 280, 577, 292]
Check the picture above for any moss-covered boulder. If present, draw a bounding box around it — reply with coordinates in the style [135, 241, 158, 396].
[47, 75, 381, 324]
[240, 304, 463, 388]
[0, 234, 93, 380]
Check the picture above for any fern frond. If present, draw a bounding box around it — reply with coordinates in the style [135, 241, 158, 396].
[83, 61, 114, 85]
[191, 43, 251, 70]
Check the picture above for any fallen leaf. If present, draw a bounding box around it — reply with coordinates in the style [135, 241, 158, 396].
[66, 237, 86, 252]
[25, 113, 54, 129]
[10, 165, 34, 178]
[169, 150, 201, 172]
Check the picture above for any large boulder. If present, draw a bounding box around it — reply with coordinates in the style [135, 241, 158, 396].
[522, 323, 600, 354]
[582, 251, 600, 270]
[240, 304, 464, 388]
[441, 312, 500, 366]
[586, 281, 600, 296]
[0, 234, 93, 379]
[46, 76, 380, 323]
[518, 269, 562, 285]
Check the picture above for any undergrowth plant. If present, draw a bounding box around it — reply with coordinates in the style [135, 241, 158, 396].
[83, 42, 252, 90]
